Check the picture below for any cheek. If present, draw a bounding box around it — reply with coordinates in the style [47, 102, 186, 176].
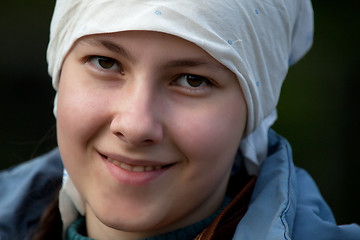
[57, 79, 110, 139]
[57, 89, 91, 146]
[166, 98, 247, 209]
[172, 99, 246, 172]
[55, 78, 111, 171]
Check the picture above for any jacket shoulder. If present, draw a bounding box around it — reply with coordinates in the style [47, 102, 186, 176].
[293, 168, 360, 240]
[234, 130, 360, 240]
[0, 149, 63, 240]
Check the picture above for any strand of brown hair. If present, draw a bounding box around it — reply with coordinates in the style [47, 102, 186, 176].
[29, 187, 63, 240]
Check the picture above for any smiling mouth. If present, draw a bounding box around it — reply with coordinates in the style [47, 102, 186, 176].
[101, 154, 172, 173]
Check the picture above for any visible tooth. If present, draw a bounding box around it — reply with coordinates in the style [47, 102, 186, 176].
[145, 166, 154, 172]
[132, 166, 145, 172]
[119, 162, 133, 171]
[109, 158, 121, 167]
[107, 157, 165, 172]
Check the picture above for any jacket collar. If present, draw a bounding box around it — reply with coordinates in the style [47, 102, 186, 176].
[233, 130, 297, 239]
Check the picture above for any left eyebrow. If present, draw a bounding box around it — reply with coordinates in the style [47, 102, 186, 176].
[80, 38, 136, 63]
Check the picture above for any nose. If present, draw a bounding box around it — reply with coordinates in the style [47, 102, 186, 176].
[109, 85, 164, 147]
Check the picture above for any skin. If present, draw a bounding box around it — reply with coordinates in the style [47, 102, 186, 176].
[57, 31, 247, 240]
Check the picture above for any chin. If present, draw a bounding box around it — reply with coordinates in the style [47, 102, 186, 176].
[88, 202, 175, 236]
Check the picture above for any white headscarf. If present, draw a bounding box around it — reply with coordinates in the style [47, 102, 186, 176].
[47, 0, 314, 231]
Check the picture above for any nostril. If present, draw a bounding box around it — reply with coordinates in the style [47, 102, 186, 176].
[114, 132, 124, 137]
[142, 139, 155, 145]
[113, 132, 154, 146]
[114, 132, 127, 141]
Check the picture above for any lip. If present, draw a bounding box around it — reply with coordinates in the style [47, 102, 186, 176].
[98, 151, 174, 185]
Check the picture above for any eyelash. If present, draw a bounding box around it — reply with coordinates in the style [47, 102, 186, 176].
[85, 55, 124, 73]
[84, 56, 214, 92]
[173, 74, 214, 90]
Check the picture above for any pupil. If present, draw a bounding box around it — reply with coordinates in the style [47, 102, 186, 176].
[187, 75, 203, 87]
[99, 57, 115, 69]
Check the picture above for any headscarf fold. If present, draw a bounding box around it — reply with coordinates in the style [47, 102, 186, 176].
[47, 0, 314, 231]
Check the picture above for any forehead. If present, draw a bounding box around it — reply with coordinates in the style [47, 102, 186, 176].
[73, 31, 230, 72]
[76, 31, 207, 55]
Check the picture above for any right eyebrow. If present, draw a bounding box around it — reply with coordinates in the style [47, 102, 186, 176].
[80, 38, 136, 63]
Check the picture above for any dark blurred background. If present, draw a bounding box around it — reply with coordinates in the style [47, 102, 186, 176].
[0, 0, 359, 224]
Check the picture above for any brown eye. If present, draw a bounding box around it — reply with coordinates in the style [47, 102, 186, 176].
[185, 75, 205, 87]
[88, 56, 121, 71]
[97, 57, 116, 69]
[176, 74, 211, 88]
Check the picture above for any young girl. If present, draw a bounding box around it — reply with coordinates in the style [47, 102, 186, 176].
[1, 0, 359, 239]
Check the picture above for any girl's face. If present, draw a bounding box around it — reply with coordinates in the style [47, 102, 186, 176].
[57, 31, 247, 239]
